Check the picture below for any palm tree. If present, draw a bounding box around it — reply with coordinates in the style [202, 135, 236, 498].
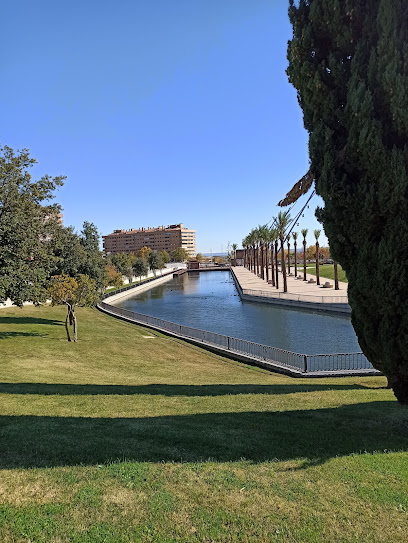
[287, 235, 291, 274]
[314, 229, 321, 285]
[275, 211, 291, 293]
[252, 227, 259, 276]
[292, 232, 298, 277]
[259, 224, 270, 281]
[274, 238, 279, 289]
[258, 225, 267, 282]
[269, 226, 278, 287]
[301, 228, 308, 281]
[231, 243, 237, 264]
[248, 230, 256, 273]
[241, 237, 248, 268]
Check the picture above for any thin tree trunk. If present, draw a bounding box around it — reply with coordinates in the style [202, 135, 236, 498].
[261, 244, 264, 280]
[281, 236, 287, 293]
[334, 260, 339, 290]
[73, 314, 78, 342]
[294, 241, 297, 277]
[265, 244, 269, 283]
[303, 240, 307, 281]
[287, 242, 291, 274]
[275, 240, 279, 289]
[316, 242, 320, 285]
[65, 310, 71, 342]
[270, 243, 275, 286]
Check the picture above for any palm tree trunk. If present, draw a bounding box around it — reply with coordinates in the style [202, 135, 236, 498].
[275, 240, 279, 289]
[281, 236, 287, 293]
[287, 242, 291, 274]
[316, 241, 320, 285]
[261, 244, 264, 280]
[294, 241, 297, 277]
[256, 246, 259, 276]
[334, 260, 339, 290]
[303, 240, 307, 281]
[270, 243, 275, 286]
[265, 244, 269, 283]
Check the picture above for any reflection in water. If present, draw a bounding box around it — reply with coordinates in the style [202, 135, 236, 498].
[116, 271, 361, 354]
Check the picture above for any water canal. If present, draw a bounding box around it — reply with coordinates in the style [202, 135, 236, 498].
[115, 270, 361, 355]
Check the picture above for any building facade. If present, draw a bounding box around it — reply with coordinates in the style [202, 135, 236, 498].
[102, 223, 196, 257]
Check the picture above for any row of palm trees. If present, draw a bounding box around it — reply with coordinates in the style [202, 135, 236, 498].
[242, 212, 339, 292]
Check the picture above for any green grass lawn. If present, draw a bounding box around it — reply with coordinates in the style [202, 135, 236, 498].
[0, 305, 407, 542]
[305, 263, 348, 283]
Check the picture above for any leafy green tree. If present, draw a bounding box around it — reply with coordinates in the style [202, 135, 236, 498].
[195, 252, 203, 263]
[159, 250, 170, 265]
[133, 257, 148, 282]
[51, 225, 86, 278]
[148, 251, 164, 276]
[0, 145, 65, 306]
[48, 274, 98, 342]
[171, 247, 189, 262]
[104, 262, 123, 289]
[110, 252, 134, 282]
[287, 0, 408, 401]
[137, 246, 151, 259]
[78, 222, 105, 289]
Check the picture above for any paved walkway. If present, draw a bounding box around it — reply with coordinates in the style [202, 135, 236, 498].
[231, 266, 349, 311]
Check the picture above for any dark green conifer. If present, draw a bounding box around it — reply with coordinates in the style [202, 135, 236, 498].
[287, 0, 408, 402]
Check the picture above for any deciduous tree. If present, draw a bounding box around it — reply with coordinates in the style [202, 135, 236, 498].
[171, 247, 189, 262]
[137, 246, 151, 260]
[148, 251, 164, 276]
[159, 250, 170, 265]
[104, 263, 123, 289]
[48, 274, 98, 342]
[133, 257, 148, 282]
[0, 145, 65, 306]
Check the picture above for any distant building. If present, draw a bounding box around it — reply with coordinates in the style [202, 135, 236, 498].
[103, 223, 196, 257]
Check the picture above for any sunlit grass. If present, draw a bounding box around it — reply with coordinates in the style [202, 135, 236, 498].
[0, 305, 407, 542]
[305, 263, 348, 283]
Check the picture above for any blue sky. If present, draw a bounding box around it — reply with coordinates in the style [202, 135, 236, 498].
[1, 0, 327, 252]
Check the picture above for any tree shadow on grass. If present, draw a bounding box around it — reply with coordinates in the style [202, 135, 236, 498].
[0, 402, 406, 469]
[0, 382, 376, 396]
[0, 316, 63, 326]
[0, 332, 48, 340]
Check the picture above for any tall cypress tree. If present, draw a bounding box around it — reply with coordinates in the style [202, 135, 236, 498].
[287, 0, 408, 402]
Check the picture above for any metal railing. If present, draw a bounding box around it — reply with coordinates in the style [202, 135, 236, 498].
[98, 301, 378, 375]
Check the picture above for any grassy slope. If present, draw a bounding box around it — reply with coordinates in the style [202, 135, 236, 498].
[305, 263, 348, 283]
[0, 305, 407, 542]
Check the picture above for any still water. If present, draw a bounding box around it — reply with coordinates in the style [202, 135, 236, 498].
[115, 271, 361, 354]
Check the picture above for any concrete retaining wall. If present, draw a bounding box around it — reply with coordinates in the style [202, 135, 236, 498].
[231, 268, 351, 315]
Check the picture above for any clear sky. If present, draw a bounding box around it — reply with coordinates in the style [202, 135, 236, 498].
[1, 0, 327, 252]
